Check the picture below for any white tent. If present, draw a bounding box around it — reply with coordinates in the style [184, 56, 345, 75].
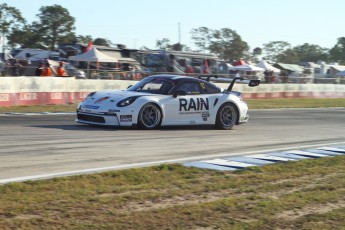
[256, 60, 281, 73]
[68, 48, 118, 77]
[69, 48, 118, 62]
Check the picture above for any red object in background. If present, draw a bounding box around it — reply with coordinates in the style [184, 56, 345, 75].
[232, 59, 247, 66]
[87, 40, 92, 49]
[83, 40, 93, 53]
[202, 59, 209, 74]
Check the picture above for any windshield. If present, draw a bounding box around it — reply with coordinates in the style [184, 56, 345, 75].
[127, 78, 174, 95]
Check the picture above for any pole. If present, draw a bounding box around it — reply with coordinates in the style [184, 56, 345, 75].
[178, 22, 181, 44]
[0, 34, 4, 60]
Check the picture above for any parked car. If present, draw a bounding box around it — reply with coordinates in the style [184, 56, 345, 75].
[64, 63, 86, 79]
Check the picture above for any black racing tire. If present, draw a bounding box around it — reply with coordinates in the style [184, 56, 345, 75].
[138, 103, 162, 129]
[215, 103, 238, 130]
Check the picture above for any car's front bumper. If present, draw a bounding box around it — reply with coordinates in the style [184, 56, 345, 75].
[76, 105, 137, 127]
[238, 114, 249, 125]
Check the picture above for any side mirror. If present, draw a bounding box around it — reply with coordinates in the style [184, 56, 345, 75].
[248, 80, 260, 87]
[173, 90, 187, 98]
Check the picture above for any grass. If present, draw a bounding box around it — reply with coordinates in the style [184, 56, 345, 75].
[0, 103, 78, 113]
[0, 98, 344, 113]
[246, 98, 345, 109]
[0, 98, 345, 229]
[1, 157, 345, 229]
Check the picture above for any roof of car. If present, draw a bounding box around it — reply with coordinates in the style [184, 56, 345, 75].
[147, 74, 208, 84]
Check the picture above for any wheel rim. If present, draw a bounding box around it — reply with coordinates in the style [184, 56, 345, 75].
[220, 105, 236, 127]
[141, 104, 160, 128]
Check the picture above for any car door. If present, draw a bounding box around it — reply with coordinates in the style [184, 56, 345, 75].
[163, 81, 216, 125]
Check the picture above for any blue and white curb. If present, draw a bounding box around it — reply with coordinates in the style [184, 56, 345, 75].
[183, 146, 345, 171]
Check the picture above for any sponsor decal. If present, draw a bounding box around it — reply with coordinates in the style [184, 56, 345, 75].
[95, 97, 109, 103]
[83, 105, 100, 109]
[108, 109, 120, 113]
[179, 98, 209, 112]
[19, 93, 37, 101]
[120, 115, 132, 122]
[0, 94, 9, 102]
[202, 111, 210, 118]
[50, 92, 62, 100]
[202, 111, 210, 121]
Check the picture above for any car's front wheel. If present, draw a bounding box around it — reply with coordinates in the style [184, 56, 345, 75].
[138, 103, 162, 129]
[216, 103, 238, 130]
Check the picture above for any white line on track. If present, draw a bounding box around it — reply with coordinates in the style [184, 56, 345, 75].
[1, 141, 345, 184]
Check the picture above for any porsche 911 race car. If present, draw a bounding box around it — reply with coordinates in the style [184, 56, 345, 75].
[76, 75, 260, 130]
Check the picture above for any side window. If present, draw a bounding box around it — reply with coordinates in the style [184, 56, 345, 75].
[176, 82, 201, 95]
[204, 83, 221, 94]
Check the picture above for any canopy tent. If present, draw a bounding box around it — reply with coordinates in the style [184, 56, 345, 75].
[274, 63, 303, 73]
[68, 48, 118, 77]
[256, 60, 281, 73]
[69, 48, 118, 62]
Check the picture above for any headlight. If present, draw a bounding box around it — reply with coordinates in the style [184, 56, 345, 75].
[116, 96, 141, 107]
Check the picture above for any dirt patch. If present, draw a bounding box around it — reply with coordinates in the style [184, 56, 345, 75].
[275, 199, 345, 220]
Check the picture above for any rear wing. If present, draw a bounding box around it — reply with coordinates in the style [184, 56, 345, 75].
[198, 75, 260, 91]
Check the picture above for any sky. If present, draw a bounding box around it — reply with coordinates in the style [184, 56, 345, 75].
[2, 0, 345, 51]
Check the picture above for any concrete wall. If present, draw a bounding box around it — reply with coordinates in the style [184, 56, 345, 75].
[0, 77, 344, 106]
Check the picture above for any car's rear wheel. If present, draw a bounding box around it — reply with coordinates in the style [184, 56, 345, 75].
[138, 103, 162, 129]
[216, 103, 238, 130]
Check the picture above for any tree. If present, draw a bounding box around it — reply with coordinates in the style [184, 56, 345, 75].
[156, 38, 171, 50]
[293, 43, 329, 63]
[209, 28, 249, 61]
[93, 38, 112, 47]
[7, 23, 44, 49]
[276, 48, 299, 64]
[171, 43, 183, 51]
[190, 27, 248, 61]
[155, 38, 187, 51]
[36, 4, 76, 50]
[76, 35, 93, 44]
[248, 47, 262, 63]
[190, 27, 212, 52]
[262, 41, 291, 62]
[329, 37, 345, 64]
[253, 47, 262, 56]
[0, 3, 25, 53]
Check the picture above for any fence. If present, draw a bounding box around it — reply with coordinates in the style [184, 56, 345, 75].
[1, 64, 345, 84]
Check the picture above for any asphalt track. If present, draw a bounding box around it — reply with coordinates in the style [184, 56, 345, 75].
[1, 108, 345, 183]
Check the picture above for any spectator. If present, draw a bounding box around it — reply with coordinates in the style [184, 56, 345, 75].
[264, 70, 273, 83]
[185, 65, 194, 74]
[11, 59, 22, 76]
[35, 62, 44, 76]
[280, 70, 288, 83]
[57, 61, 66, 77]
[201, 59, 209, 74]
[41, 62, 52, 77]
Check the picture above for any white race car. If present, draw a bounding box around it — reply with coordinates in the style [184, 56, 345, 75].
[76, 75, 260, 130]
